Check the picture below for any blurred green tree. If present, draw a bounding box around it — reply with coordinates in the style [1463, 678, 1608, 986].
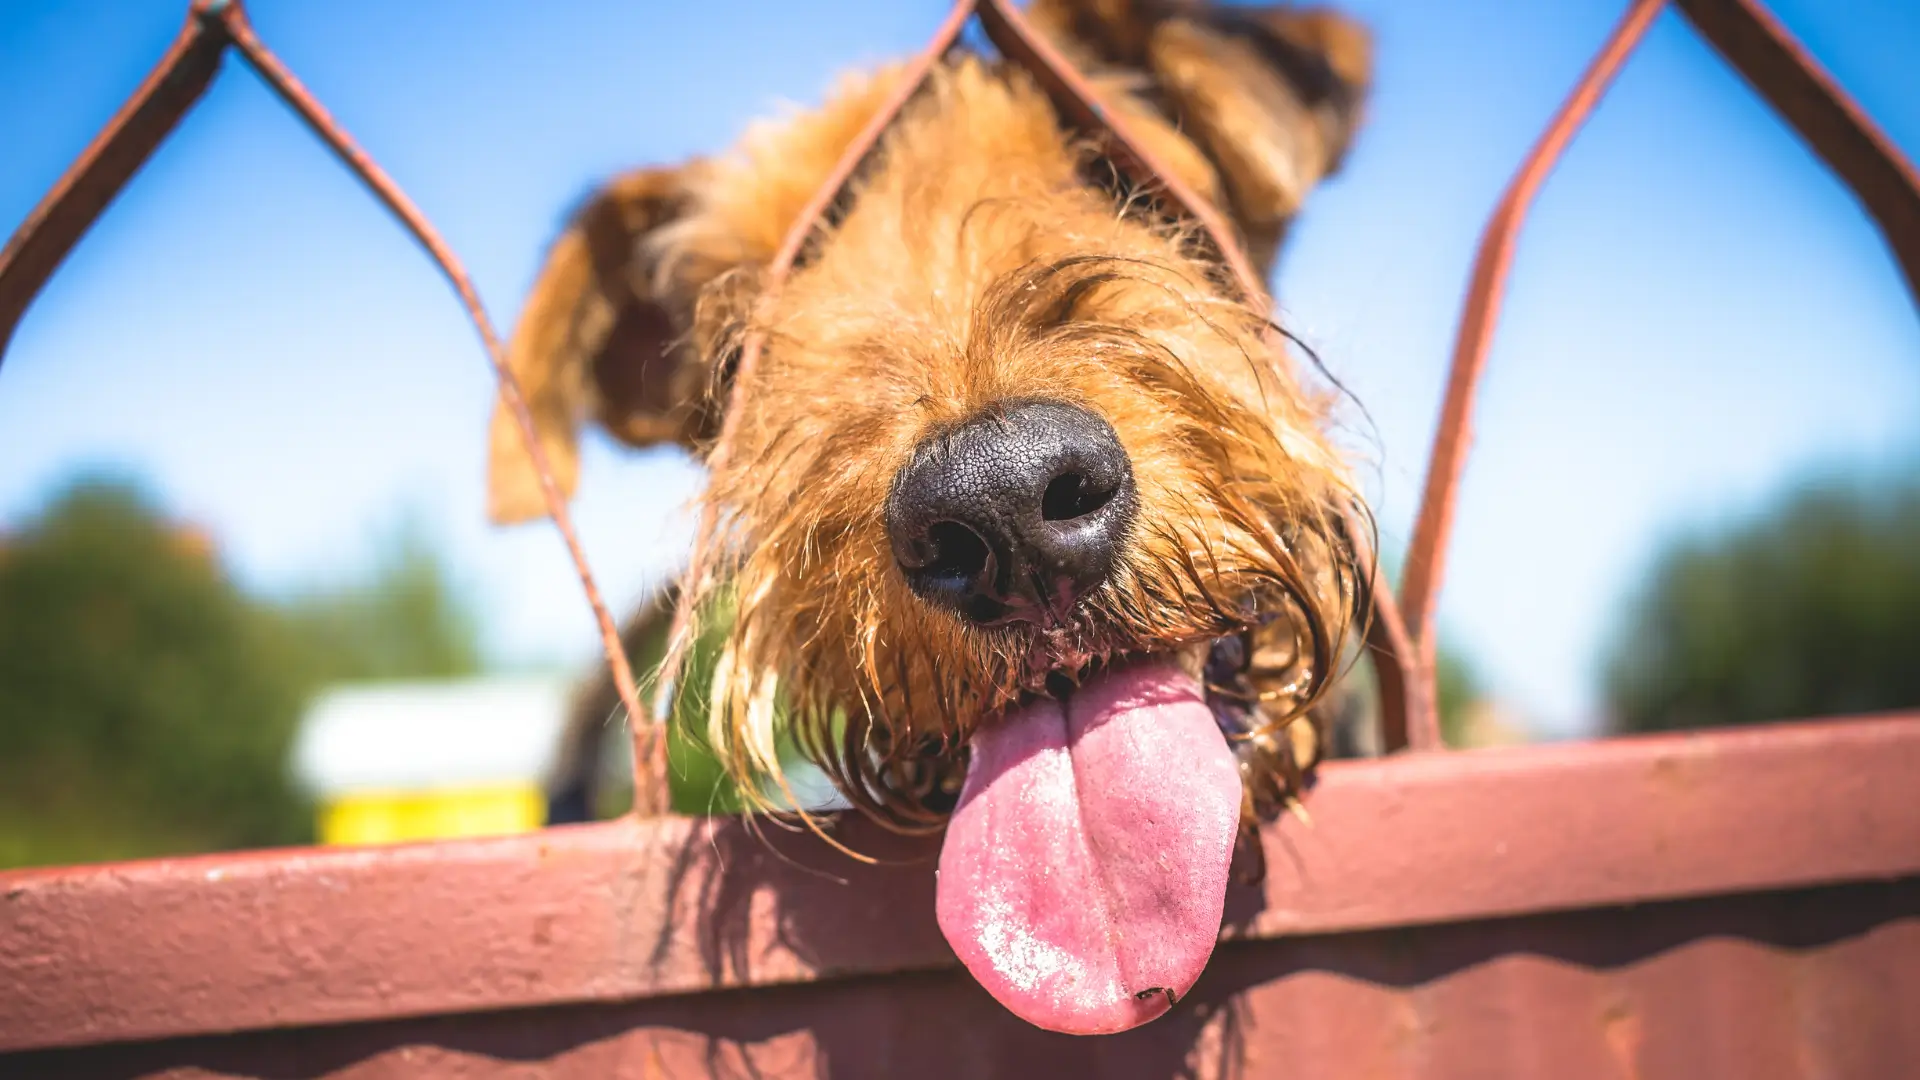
[1603, 467, 1920, 733]
[0, 476, 487, 868]
[1367, 553, 1495, 749]
[1435, 643, 1485, 748]
[575, 589, 815, 819]
[278, 513, 486, 685]
[0, 477, 311, 865]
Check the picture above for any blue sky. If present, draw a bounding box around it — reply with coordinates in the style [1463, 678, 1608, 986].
[3, 0, 1916, 738]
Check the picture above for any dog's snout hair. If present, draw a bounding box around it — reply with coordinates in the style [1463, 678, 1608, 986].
[502, 0, 1378, 836]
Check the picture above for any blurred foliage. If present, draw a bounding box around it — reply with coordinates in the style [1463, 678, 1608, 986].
[575, 593, 745, 818]
[0, 480, 310, 866]
[1604, 467, 1920, 734]
[0, 475, 485, 869]
[1435, 643, 1484, 749]
[1368, 553, 1493, 749]
[591, 592, 815, 818]
[279, 514, 486, 684]
[657, 597, 756, 816]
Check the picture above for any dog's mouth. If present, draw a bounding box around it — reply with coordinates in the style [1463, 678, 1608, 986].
[933, 636, 1266, 1035]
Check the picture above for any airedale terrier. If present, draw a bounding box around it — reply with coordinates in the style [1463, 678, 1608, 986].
[493, 0, 1374, 1035]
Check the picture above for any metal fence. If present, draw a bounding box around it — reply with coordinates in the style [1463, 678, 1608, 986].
[1, 0, 1916, 1075]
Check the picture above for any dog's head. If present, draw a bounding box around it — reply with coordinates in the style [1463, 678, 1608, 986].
[492, 0, 1372, 1036]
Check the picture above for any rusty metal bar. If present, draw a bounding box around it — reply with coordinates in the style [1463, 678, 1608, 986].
[1677, 0, 1920, 308]
[1398, 0, 1667, 684]
[205, 4, 666, 808]
[210, 2, 664, 811]
[0, 1, 666, 811]
[1395, 0, 1920, 742]
[4, 710, 1915, 1054]
[1365, 554, 1429, 751]
[1342, 517, 1433, 752]
[0, 3, 229, 363]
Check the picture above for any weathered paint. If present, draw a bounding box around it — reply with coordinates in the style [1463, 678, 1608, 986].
[7, 881, 1916, 1078]
[4, 713, 1916, 1064]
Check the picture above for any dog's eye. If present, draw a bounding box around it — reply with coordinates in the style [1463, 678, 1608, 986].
[1041, 472, 1116, 521]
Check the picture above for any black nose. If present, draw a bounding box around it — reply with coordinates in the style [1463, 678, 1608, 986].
[886, 400, 1136, 625]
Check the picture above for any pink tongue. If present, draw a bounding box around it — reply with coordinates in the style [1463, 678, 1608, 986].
[935, 659, 1240, 1034]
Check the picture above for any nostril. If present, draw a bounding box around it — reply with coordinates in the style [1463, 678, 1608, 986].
[1040, 472, 1116, 522]
[922, 520, 991, 585]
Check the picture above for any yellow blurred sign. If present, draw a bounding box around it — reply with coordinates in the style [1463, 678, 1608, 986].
[318, 783, 546, 846]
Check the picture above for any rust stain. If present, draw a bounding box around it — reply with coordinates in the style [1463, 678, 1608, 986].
[1602, 1000, 1644, 1080]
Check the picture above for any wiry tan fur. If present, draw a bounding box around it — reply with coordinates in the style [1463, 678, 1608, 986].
[501, 1, 1376, 852]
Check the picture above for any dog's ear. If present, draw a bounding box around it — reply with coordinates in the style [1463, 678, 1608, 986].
[487, 166, 717, 525]
[487, 68, 919, 524]
[1030, 1, 1372, 270]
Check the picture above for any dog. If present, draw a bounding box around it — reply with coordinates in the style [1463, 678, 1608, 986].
[494, 0, 1374, 1036]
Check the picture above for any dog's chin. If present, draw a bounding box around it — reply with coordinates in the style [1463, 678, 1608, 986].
[933, 635, 1257, 1036]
